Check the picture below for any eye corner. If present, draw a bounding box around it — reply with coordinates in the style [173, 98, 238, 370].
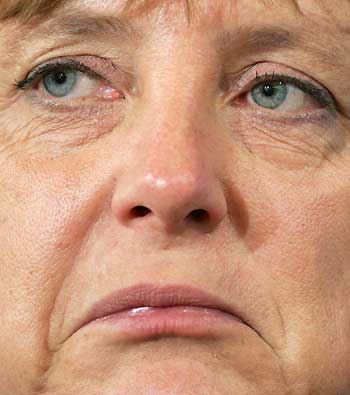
[14, 79, 26, 91]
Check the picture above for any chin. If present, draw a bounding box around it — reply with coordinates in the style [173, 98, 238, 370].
[40, 333, 289, 395]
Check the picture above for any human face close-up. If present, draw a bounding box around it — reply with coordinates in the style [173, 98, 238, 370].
[1, 0, 350, 394]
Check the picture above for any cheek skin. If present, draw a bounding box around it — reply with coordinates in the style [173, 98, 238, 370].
[0, 137, 286, 395]
[0, 143, 114, 392]
[1, 116, 350, 395]
[250, 162, 350, 393]
[225, 109, 347, 171]
[1, 102, 350, 395]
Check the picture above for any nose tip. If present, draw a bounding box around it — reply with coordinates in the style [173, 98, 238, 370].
[112, 171, 227, 234]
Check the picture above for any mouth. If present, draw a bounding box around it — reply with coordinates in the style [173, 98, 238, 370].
[75, 283, 247, 340]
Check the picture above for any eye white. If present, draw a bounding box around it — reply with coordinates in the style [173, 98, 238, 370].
[247, 83, 313, 111]
[41, 70, 100, 99]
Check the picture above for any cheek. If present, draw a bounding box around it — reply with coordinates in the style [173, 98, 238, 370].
[0, 149, 110, 390]
[253, 176, 350, 285]
[226, 109, 347, 171]
[3, 152, 112, 262]
[269, 180, 350, 383]
[251, 167, 350, 338]
[279, 183, 350, 281]
[237, 167, 350, 382]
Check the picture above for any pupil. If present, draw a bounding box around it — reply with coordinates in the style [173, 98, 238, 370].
[262, 84, 275, 97]
[54, 71, 67, 85]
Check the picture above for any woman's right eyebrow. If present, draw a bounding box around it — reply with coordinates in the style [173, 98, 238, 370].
[27, 13, 140, 43]
[0, 12, 140, 62]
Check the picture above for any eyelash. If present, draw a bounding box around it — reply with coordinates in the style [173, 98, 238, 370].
[250, 71, 337, 110]
[14, 59, 338, 112]
[14, 59, 105, 91]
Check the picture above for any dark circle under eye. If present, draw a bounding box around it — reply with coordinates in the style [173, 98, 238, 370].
[43, 68, 77, 98]
[251, 81, 288, 109]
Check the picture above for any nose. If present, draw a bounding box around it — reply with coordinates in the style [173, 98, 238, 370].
[111, 119, 227, 235]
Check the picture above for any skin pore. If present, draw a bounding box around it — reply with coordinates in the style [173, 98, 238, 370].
[1, 0, 350, 394]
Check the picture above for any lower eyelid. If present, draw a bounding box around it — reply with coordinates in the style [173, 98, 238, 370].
[237, 107, 333, 125]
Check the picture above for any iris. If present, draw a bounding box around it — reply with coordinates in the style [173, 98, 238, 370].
[251, 81, 288, 109]
[43, 68, 77, 98]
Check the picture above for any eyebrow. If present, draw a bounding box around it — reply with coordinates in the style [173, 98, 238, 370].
[4, 11, 342, 75]
[3, 12, 141, 60]
[22, 13, 296, 54]
[218, 25, 343, 73]
[40, 14, 138, 41]
[218, 27, 296, 56]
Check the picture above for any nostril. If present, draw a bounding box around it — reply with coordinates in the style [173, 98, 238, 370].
[188, 209, 209, 223]
[130, 206, 152, 218]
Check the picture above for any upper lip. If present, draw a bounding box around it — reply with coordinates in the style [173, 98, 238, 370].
[76, 283, 246, 332]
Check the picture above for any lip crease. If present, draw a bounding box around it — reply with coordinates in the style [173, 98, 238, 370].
[74, 283, 247, 335]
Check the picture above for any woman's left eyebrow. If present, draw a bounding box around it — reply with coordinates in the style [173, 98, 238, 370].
[217, 27, 298, 58]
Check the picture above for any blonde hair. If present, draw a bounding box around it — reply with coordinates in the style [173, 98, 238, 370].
[0, 0, 64, 21]
[0, 0, 195, 22]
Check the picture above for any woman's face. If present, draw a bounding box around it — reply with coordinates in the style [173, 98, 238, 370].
[1, 0, 350, 394]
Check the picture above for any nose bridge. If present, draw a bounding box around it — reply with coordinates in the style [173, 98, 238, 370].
[110, 40, 227, 234]
[139, 30, 220, 116]
[138, 98, 207, 173]
[110, 100, 227, 234]
[113, 102, 225, 230]
[132, 52, 217, 180]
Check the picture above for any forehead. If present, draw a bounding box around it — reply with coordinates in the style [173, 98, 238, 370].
[72, 0, 347, 16]
[65, 0, 349, 32]
[1, 0, 348, 73]
[1, 0, 349, 73]
[2, 0, 349, 31]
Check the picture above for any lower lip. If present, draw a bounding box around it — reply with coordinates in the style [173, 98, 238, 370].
[86, 306, 244, 339]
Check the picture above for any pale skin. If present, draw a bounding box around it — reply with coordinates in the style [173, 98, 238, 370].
[1, 0, 350, 394]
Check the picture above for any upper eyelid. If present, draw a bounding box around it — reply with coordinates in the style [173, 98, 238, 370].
[254, 74, 333, 100]
[254, 73, 328, 96]
[15, 59, 107, 90]
[234, 72, 338, 111]
[242, 61, 340, 105]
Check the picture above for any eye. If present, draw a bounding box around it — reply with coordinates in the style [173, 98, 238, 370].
[250, 81, 288, 110]
[40, 66, 102, 99]
[15, 58, 123, 102]
[43, 68, 78, 98]
[247, 80, 315, 112]
[232, 64, 337, 116]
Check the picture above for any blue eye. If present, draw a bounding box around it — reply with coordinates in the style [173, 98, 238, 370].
[43, 68, 77, 98]
[251, 81, 288, 109]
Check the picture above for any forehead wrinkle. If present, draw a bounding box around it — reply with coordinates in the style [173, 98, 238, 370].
[0, 0, 196, 22]
[259, 0, 304, 15]
[121, 0, 196, 17]
[0, 0, 347, 23]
